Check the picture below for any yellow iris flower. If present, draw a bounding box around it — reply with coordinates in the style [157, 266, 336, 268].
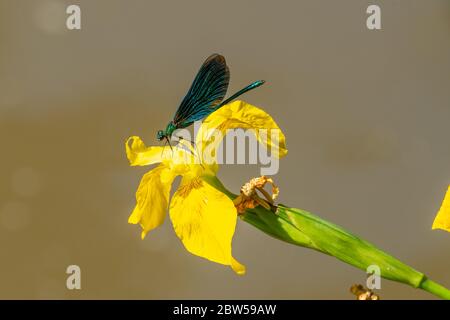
[125, 100, 287, 274]
[432, 185, 450, 232]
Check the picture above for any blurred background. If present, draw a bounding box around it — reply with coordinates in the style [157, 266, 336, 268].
[0, 0, 449, 299]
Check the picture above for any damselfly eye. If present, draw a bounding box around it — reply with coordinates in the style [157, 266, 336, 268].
[157, 130, 165, 141]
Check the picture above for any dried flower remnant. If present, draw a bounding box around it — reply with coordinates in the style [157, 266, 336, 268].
[350, 284, 380, 300]
[233, 176, 279, 214]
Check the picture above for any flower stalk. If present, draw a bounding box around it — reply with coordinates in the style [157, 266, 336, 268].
[243, 204, 450, 299]
[206, 175, 450, 299]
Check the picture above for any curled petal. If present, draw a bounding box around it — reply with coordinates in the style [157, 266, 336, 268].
[432, 185, 450, 232]
[231, 257, 246, 275]
[129, 164, 175, 239]
[126, 136, 169, 166]
[169, 177, 245, 275]
[196, 100, 288, 162]
[126, 136, 199, 170]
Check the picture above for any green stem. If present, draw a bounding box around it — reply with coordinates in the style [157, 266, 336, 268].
[205, 175, 450, 299]
[420, 279, 450, 300]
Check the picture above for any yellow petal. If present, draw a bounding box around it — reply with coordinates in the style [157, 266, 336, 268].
[126, 135, 200, 170]
[432, 185, 450, 232]
[129, 164, 175, 239]
[196, 100, 288, 162]
[125, 136, 169, 166]
[231, 257, 246, 275]
[169, 177, 245, 274]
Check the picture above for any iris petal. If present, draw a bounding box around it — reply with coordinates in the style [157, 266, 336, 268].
[125, 136, 169, 166]
[169, 177, 245, 274]
[128, 164, 174, 239]
[196, 100, 288, 163]
[432, 185, 450, 232]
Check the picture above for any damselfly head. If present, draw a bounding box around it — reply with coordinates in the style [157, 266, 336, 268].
[156, 130, 165, 141]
